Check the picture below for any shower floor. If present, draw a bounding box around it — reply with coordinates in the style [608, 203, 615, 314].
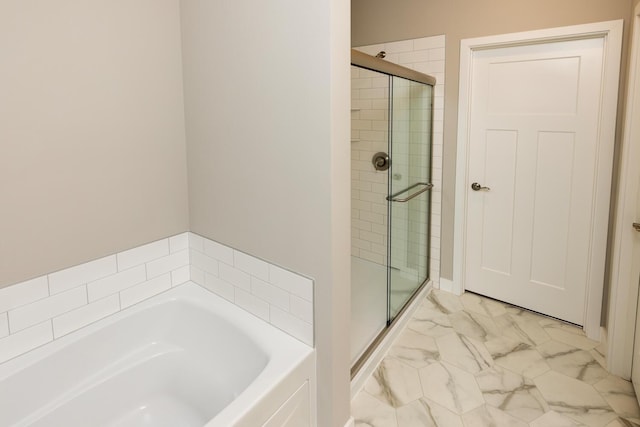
[351, 256, 421, 364]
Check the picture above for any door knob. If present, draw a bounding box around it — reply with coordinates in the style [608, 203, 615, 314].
[634, 222, 640, 232]
[471, 182, 490, 191]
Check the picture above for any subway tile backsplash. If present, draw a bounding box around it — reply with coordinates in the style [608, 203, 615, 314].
[116, 240, 169, 272]
[9, 286, 87, 333]
[48, 256, 117, 295]
[0, 321, 52, 365]
[0, 277, 48, 313]
[189, 234, 314, 347]
[52, 294, 120, 339]
[0, 313, 9, 339]
[0, 232, 314, 364]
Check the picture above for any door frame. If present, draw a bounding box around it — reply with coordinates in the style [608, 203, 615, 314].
[452, 20, 623, 340]
[607, 4, 640, 379]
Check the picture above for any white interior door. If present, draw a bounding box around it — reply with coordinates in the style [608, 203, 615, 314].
[464, 37, 611, 325]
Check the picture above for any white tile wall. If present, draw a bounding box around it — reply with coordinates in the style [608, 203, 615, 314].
[52, 295, 120, 338]
[48, 256, 118, 295]
[0, 233, 190, 364]
[9, 286, 87, 333]
[0, 232, 315, 364]
[235, 288, 270, 322]
[0, 313, 9, 339]
[269, 264, 313, 302]
[169, 234, 189, 253]
[146, 249, 190, 279]
[120, 274, 172, 309]
[352, 35, 445, 286]
[219, 263, 251, 291]
[117, 240, 169, 272]
[351, 64, 389, 266]
[0, 322, 53, 364]
[189, 234, 314, 346]
[203, 239, 234, 265]
[0, 277, 48, 313]
[270, 306, 313, 346]
[234, 251, 270, 281]
[170, 265, 190, 287]
[204, 274, 235, 302]
[87, 265, 147, 302]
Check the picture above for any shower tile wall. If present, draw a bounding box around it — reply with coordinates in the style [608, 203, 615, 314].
[351, 35, 445, 286]
[388, 78, 432, 279]
[351, 66, 390, 266]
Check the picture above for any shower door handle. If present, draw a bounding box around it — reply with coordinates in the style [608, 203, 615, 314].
[387, 182, 433, 202]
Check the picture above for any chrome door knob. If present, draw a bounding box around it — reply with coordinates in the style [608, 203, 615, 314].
[471, 182, 490, 191]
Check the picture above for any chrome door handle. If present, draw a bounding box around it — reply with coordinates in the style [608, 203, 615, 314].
[633, 222, 640, 232]
[471, 182, 490, 191]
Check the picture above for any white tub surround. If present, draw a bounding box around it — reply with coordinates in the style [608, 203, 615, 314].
[0, 232, 315, 364]
[188, 233, 314, 347]
[0, 283, 315, 427]
[0, 234, 191, 365]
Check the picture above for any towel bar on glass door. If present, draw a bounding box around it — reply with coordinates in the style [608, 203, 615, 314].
[386, 182, 433, 203]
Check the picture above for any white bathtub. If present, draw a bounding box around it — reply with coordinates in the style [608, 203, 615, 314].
[0, 282, 315, 427]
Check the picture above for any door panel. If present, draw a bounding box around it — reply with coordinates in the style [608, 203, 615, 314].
[465, 37, 606, 325]
[487, 56, 581, 115]
[530, 131, 574, 288]
[481, 130, 517, 276]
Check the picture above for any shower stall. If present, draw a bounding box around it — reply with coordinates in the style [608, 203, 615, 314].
[350, 49, 435, 373]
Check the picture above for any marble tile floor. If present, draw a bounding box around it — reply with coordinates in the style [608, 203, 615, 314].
[351, 289, 640, 427]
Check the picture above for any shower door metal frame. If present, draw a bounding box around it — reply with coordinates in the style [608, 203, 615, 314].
[351, 49, 436, 86]
[350, 50, 436, 378]
[386, 76, 434, 324]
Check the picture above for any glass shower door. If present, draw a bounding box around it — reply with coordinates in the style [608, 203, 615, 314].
[387, 76, 433, 320]
[350, 53, 436, 372]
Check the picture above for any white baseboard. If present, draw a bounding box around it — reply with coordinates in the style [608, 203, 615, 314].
[439, 277, 454, 293]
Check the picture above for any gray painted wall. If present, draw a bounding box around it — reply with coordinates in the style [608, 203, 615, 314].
[0, 0, 190, 288]
[180, 0, 351, 425]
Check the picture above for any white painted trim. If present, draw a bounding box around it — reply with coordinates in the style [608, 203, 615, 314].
[343, 417, 355, 427]
[607, 5, 640, 380]
[453, 20, 623, 340]
[439, 277, 459, 295]
[600, 326, 609, 361]
[350, 281, 432, 398]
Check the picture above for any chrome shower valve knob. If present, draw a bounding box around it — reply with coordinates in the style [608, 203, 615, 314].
[372, 152, 390, 171]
